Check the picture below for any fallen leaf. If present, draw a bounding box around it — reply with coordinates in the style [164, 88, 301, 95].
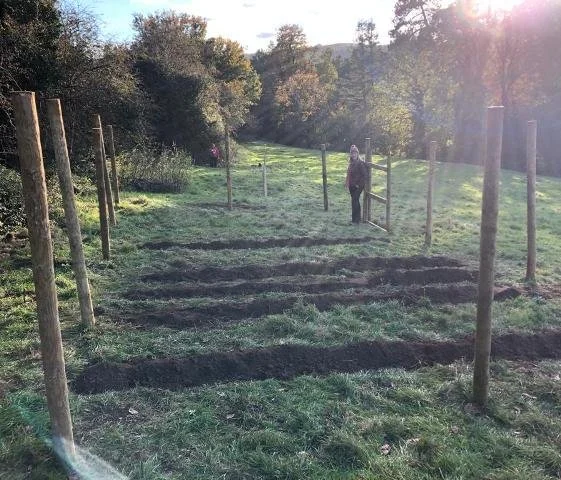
[226, 414, 235, 419]
[128, 408, 138, 415]
[380, 444, 391, 455]
[450, 426, 460, 434]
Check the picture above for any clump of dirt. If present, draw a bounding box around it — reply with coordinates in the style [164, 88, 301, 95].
[125, 267, 477, 300]
[143, 255, 466, 283]
[73, 330, 561, 394]
[142, 235, 388, 251]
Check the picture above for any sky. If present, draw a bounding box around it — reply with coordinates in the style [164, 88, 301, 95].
[73, 0, 396, 52]
[74, 0, 524, 53]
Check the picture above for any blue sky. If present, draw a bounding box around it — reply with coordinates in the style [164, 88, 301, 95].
[72, 0, 397, 52]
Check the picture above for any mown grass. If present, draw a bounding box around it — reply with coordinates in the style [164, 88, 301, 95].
[2, 141, 561, 479]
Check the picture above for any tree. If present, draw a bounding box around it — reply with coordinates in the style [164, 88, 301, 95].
[0, 0, 61, 168]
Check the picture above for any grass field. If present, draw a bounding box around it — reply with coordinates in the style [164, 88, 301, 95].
[2, 141, 561, 479]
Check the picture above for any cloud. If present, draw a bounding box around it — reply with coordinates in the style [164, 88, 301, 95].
[242, 3, 255, 7]
[256, 32, 274, 39]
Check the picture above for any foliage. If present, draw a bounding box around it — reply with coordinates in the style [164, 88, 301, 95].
[118, 147, 192, 193]
[0, 165, 24, 235]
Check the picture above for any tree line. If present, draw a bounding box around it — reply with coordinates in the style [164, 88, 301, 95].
[246, 0, 561, 175]
[0, 0, 261, 173]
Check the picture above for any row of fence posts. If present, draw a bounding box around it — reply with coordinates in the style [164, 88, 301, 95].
[10, 91, 121, 461]
[318, 107, 538, 406]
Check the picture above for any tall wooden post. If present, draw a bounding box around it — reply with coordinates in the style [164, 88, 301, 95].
[225, 126, 232, 210]
[321, 144, 328, 211]
[425, 141, 437, 246]
[47, 99, 95, 328]
[364, 138, 372, 221]
[11, 92, 75, 455]
[106, 125, 120, 205]
[386, 156, 392, 232]
[93, 115, 116, 226]
[262, 158, 268, 197]
[473, 106, 504, 407]
[93, 128, 110, 260]
[526, 120, 537, 282]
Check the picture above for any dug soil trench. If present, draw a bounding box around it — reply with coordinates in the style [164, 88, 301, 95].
[142, 255, 467, 283]
[115, 284, 520, 329]
[74, 330, 561, 394]
[125, 267, 478, 300]
[142, 235, 389, 251]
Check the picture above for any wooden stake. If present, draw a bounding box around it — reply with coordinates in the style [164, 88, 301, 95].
[106, 125, 120, 205]
[526, 120, 537, 282]
[47, 99, 95, 328]
[225, 126, 232, 210]
[473, 106, 504, 407]
[93, 115, 116, 226]
[321, 144, 328, 211]
[262, 158, 268, 197]
[386, 156, 392, 232]
[364, 138, 372, 221]
[93, 127, 111, 260]
[425, 141, 437, 246]
[11, 91, 75, 455]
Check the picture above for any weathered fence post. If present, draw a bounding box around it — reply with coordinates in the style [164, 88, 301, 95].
[262, 157, 268, 197]
[425, 141, 437, 246]
[386, 156, 392, 232]
[526, 120, 537, 282]
[321, 144, 328, 211]
[11, 91, 75, 456]
[225, 126, 233, 210]
[364, 138, 372, 222]
[93, 127, 111, 260]
[106, 125, 120, 205]
[93, 115, 116, 226]
[473, 106, 504, 407]
[47, 99, 95, 328]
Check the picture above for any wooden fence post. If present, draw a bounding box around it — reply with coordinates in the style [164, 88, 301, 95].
[262, 158, 268, 197]
[11, 91, 75, 456]
[364, 138, 372, 221]
[321, 144, 328, 211]
[526, 120, 537, 282]
[473, 106, 504, 407]
[106, 125, 120, 205]
[93, 127, 111, 260]
[225, 126, 232, 210]
[93, 115, 116, 226]
[425, 141, 437, 246]
[47, 99, 95, 328]
[386, 156, 392, 232]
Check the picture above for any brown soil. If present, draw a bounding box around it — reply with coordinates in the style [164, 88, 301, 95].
[73, 330, 561, 394]
[142, 235, 388, 251]
[192, 202, 267, 210]
[125, 267, 478, 300]
[143, 255, 466, 283]
[116, 284, 521, 329]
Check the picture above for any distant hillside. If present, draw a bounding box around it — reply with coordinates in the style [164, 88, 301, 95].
[246, 43, 388, 61]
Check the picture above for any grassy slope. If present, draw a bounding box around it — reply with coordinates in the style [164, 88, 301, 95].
[1, 141, 561, 479]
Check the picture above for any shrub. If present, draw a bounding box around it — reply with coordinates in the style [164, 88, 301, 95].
[0, 165, 24, 236]
[119, 147, 192, 193]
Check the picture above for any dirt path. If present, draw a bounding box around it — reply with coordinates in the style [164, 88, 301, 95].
[73, 330, 561, 394]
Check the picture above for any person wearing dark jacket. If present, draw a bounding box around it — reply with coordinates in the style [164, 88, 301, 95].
[345, 144, 368, 224]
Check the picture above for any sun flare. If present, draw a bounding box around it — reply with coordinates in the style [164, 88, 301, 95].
[475, 0, 525, 14]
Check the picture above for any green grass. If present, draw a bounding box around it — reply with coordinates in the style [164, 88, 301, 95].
[2, 141, 561, 479]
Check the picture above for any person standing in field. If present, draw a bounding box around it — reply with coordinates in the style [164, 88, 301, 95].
[345, 144, 368, 224]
